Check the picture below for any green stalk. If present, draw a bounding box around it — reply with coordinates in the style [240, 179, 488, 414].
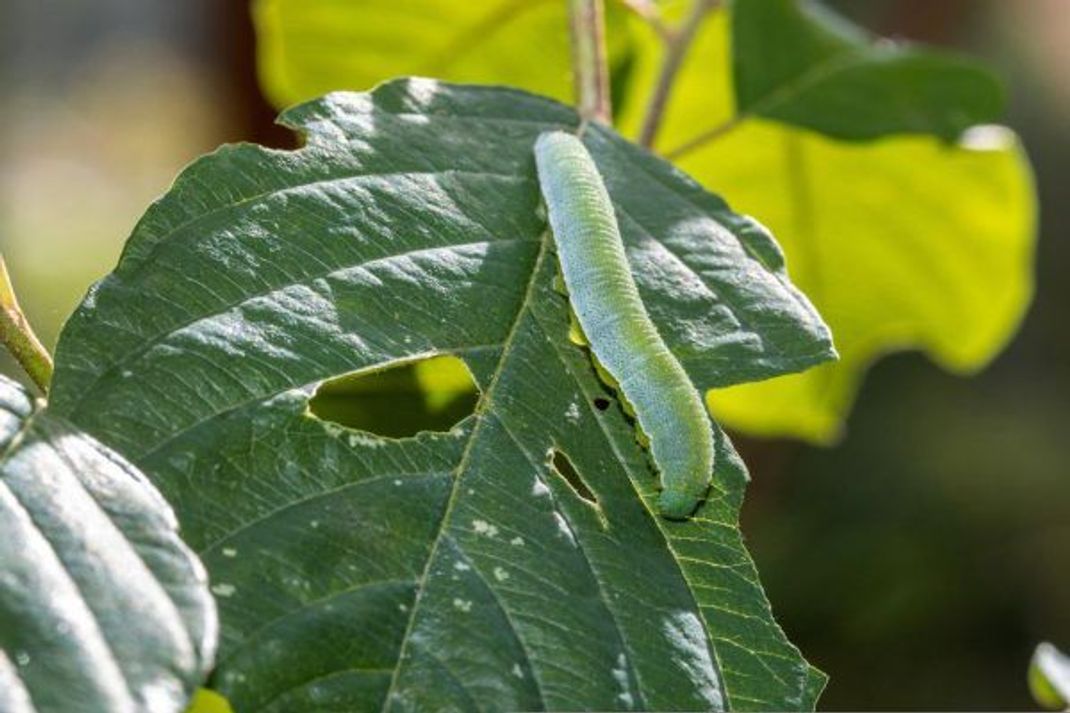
[0, 255, 53, 393]
[637, 0, 719, 148]
[568, 0, 612, 125]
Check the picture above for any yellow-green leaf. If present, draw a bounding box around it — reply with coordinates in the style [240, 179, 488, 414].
[621, 12, 1036, 442]
[253, 0, 632, 109]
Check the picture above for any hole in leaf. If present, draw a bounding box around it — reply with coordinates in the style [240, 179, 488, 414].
[309, 355, 478, 438]
[549, 449, 598, 506]
[593, 397, 610, 411]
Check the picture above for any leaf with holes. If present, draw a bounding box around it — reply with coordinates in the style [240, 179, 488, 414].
[49, 79, 834, 710]
[0, 375, 215, 713]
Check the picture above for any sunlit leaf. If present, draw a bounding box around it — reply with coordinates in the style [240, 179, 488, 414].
[253, 0, 633, 110]
[621, 11, 1035, 442]
[50, 79, 833, 710]
[0, 376, 215, 713]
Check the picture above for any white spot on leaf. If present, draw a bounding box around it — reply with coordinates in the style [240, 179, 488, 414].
[472, 519, 499, 538]
[532, 477, 551, 497]
[612, 652, 636, 709]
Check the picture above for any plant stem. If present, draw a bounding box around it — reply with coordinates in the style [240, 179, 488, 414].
[568, 0, 612, 125]
[0, 255, 53, 394]
[615, 0, 671, 39]
[637, 0, 719, 149]
[664, 114, 744, 159]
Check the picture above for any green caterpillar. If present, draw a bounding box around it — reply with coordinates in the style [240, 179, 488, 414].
[534, 131, 715, 519]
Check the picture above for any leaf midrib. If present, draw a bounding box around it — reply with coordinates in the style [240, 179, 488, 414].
[380, 231, 554, 712]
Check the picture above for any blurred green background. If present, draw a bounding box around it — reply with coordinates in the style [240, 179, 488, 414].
[0, 0, 1065, 709]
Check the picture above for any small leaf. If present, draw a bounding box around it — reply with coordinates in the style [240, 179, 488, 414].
[621, 11, 1036, 442]
[50, 80, 833, 710]
[1030, 642, 1070, 710]
[730, 0, 1005, 140]
[0, 375, 215, 713]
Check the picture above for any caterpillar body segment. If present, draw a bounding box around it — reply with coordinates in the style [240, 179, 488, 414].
[533, 130, 715, 519]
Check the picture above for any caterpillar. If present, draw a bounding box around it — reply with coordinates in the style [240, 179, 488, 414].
[533, 130, 715, 519]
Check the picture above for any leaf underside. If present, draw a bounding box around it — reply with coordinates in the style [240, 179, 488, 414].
[0, 376, 215, 713]
[50, 79, 833, 711]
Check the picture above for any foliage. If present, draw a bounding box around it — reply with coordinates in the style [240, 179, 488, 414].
[255, 0, 1036, 442]
[625, 11, 1036, 441]
[0, 375, 215, 713]
[728, 0, 1003, 140]
[253, 0, 630, 110]
[47, 81, 832, 709]
[0, 0, 1043, 710]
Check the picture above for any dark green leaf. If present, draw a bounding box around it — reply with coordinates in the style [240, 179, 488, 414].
[731, 0, 1005, 140]
[50, 79, 833, 710]
[0, 375, 215, 713]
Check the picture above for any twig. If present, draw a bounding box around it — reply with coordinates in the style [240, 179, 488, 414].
[568, 0, 612, 125]
[615, 0, 671, 40]
[637, 0, 719, 148]
[664, 114, 745, 159]
[0, 255, 53, 394]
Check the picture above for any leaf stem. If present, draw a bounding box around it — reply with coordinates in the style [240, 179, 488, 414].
[0, 255, 53, 394]
[615, 0, 671, 39]
[568, 0, 612, 125]
[664, 113, 745, 159]
[637, 0, 719, 149]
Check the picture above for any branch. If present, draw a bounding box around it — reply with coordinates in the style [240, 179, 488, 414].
[0, 255, 53, 394]
[637, 0, 719, 148]
[568, 0, 612, 125]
